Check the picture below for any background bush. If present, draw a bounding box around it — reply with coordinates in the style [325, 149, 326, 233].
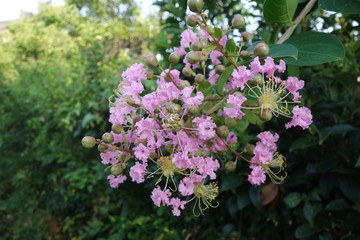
[0, 0, 359, 239]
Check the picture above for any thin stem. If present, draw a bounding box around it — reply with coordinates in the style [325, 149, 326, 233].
[276, 0, 317, 44]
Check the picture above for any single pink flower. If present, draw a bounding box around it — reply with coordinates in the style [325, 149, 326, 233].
[285, 106, 313, 130]
[107, 175, 127, 188]
[151, 186, 171, 207]
[129, 162, 147, 183]
[248, 165, 266, 185]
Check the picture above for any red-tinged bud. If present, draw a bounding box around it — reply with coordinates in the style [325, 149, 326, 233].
[190, 41, 203, 51]
[182, 67, 195, 77]
[169, 52, 181, 64]
[98, 144, 108, 153]
[111, 124, 123, 134]
[195, 74, 205, 84]
[231, 14, 246, 29]
[144, 54, 159, 68]
[245, 144, 255, 155]
[254, 43, 270, 57]
[188, 0, 204, 13]
[164, 72, 173, 82]
[215, 65, 225, 74]
[216, 125, 229, 138]
[258, 109, 273, 122]
[81, 136, 96, 148]
[249, 73, 263, 86]
[225, 117, 237, 128]
[180, 80, 191, 89]
[186, 14, 198, 27]
[145, 69, 154, 79]
[111, 163, 124, 176]
[225, 161, 237, 171]
[187, 106, 199, 115]
[132, 115, 142, 125]
[241, 32, 252, 42]
[102, 132, 114, 144]
[135, 138, 148, 146]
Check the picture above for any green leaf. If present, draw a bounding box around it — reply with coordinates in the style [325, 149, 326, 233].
[283, 192, 303, 208]
[237, 191, 250, 210]
[289, 135, 316, 152]
[216, 65, 235, 96]
[287, 65, 300, 78]
[263, 0, 299, 27]
[220, 172, 245, 191]
[295, 224, 320, 239]
[325, 199, 349, 211]
[249, 187, 262, 210]
[203, 41, 217, 53]
[268, 43, 298, 59]
[284, 32, 345, 66]
[303, 202, 322, 225]
[213, 27, 223, 39]
[318, 0, 360, 14]
[225, 38, 237, 53]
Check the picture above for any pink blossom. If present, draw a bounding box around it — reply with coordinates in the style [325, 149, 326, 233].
[133, 144, 151, 163]
[135, 118, 160, 142]
[180, 29, 199, 48]
[192, 157, 220, 179]
[158, 69, 182, 85]
[219, 35, 228, 48]
[181, 87, 204, 107]
[156, 82, 181, 101]
[285, 77, 305, 101]
[250, 57, 285, 78]
[100, 151, 119, 165]
[109, 98, 135, 125]
[231, 66, 253, 90]
[174, 47, 186, 56]
[285, 106, 313, 130]
[252, 131, 279, 164]
[107, 175, 127, 188]
[121, 63, 147, 83]
[151, 186, 171, 207]
[200, 30, 227, 48]
[178, 174, 204, 196]
[141, 92, 160, 113]
[129, 162, 147, 183]
[172, 151, 192, 169]
[208, 70, 219, 85]
[223, 94, 247, 119]
[248, 165, 266, 185]
[169, 198, 187, 216]
[210, 50, 222, 64]
[193, 116, 217, 140]
[257, 131, 279, 151]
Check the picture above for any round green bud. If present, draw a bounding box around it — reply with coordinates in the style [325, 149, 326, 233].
[190, 41, 203, 51]
[186, 14, 198, 27]
[239, 50, 249, 56]
[188, 0, 204, 13]
[241, 32, 252, 42]
[144, 54, 159, 68]
[254, 43, 270, 57]
[206, 25, 215, 36]
[249, 73, 263, 86]
[102, 132, 114, 144]
[225, 161, 237, 172]
[195, 74, 205, 84]
[111, 163, 124, 176]
[145, 69, 154, 79]
[182, 67, 195, 77]
[215, 65, 225, 74]
[165, 144, 173, 153]
[231, 14, 246, 29]
[111, 124, 123, 134]
[258, 109, 272, 122]
[169, 52, 181, 64]
[81, 136, 96, 148]
[166, 103, 181, 114]
[216, 125, 229, 138]
[186, 51, 201, 64]
[245, 144, 255, 155]
[180, 80, 191, 89]
[225, 117, 237, 128]
[187, 106, 199, 115]
[98, 144, 108, 153]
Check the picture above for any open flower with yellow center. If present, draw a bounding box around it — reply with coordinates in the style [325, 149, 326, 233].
[260, 152, 287, 184]
[192, 182, 219, 216]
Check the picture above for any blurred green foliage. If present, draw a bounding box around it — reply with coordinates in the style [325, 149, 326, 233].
[0, 0, 359, 239]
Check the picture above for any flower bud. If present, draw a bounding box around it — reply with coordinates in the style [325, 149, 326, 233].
[145, 69, 154, 79]
[111, 163, 124, 176]
[245, 144, 255, 155]
[164, 72, 174, 82]
[180, 80, 191, 89]
[225, 117, 237, 128]
[258, 109, 272, 122]
[150, 152, 158, 159]
[190, 41, 203, 51]
[240, 50, 249, 56]
[254, 43, 270, 57]
[98, 144, 108, 153]
[186, 14, 198, 27]
[135, 138, 148, 146]
[187, 106, 199, 115]
[195, 74, 205, 84]
[182, 67, 195, 77]
[188, 0, 204, 13]
[144, 54, 159, 68]
[186, 51, 201, 64]
[132, 115, 142, 125]
[225, 161, 237, 172]
[111, 124, 123, 134]
[216, 125, 229, 138]
[102, 132, 114, 144]
[166, 103, 181, 114]
[169, 52, 181, 64]
[81, 136, 96, 148]
[249, 73, 263, 86]
[241, 32, 252, 42]
[231, 14, 246, 29]
[165, 144, 173, 153]
[206, 25, 215, 36]
[215, 65, 225, 74]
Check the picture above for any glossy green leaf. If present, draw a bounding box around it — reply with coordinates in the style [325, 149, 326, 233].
[263, 0, 299, 27]
[268, 43, 298, 59]
[220, 172, 245, 191]
[303, 202, 322, 225]
[213, 27, 223, 39]
[325, 199, 349, 211]
[225, 38, 237, 53]
[216, 65, 235, 96]
[284, 192, 303, 208]
[318, 0, 360, 14]
[295, 224, 321, 238]
[290, 135, 316, 152]
[284, 32, 345, 66]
